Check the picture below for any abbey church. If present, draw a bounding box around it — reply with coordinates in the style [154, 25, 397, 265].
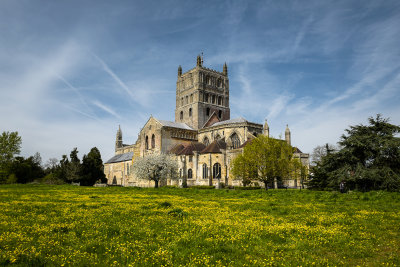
[104, 56, 309, 187]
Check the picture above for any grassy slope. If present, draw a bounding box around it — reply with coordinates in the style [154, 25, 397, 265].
[0, 185, 399, 266]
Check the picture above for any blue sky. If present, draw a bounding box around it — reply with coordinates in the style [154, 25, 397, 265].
[1, 0, 400, 163]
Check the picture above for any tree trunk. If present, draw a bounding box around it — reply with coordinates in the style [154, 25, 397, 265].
[154, 179, 159, 188]
[264, 181, 268, 190]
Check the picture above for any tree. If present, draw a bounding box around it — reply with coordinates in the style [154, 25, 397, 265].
[0, 131, 22, 170]
[80, 147, 106, 186]
[7, 154, 45, 183]
[132, 154, 178, 188]
[310, 115, 400, 191]
[231, 135, 295, 189]
[311, 143, 337, 165]
[66, 148, 81, 183]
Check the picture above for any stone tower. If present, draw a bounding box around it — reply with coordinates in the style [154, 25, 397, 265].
[263, 119, 269, 137]
[285, 124, 291, 146]
[115, 125, 123, 151]
[175, 55, 230, 129]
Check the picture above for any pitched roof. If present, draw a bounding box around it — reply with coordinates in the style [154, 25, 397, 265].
[294, 147, 303, 153]
[156, 119, 194, 130]
[201, 139, 227, 154]
[207, 117, 248, 127]
[202, 111, 220, 128]
[105, 152, 133, 164]
[177, 142, 207, 155]
[168, 144, 185, 154]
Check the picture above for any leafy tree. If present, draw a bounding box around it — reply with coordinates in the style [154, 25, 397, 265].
[80, 147, 106, 186]
[132, 154, 178, 188]
[0, 131, 22, 171]
[310, 115, 400, 191]
[231, 153, 256, 187]
[231, 135, 295, 189]
[7, 154, 45, 183]
[66, 148, 81, 183]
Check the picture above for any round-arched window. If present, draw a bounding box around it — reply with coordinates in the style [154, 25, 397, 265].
[213, 163, 221, 179]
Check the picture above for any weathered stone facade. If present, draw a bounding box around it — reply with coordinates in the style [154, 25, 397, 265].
[104, 56, 309, 188]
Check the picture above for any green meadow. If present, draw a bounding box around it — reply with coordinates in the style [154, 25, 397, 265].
[0, 185, 399, 266]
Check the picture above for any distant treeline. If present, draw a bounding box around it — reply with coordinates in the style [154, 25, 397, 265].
[0, 131, 106, 186]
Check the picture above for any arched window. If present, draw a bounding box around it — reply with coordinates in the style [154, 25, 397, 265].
[206, 76, 210, 85]
[145, 135, 149, 149]
[188, 169, 192, 179]
[218, 110, 222, 118]
[112, 176, 117, 185]
[203, 137, 210, 146]
[190, 94, 193, 102]
[181, 98, 184, 106]
[185, 96, 188, 104]
[212, 95, 215, 104]
[204, 94, 208, 102]
[206, 108, 210, 116]
[218, 96, 222, 105]
[151, 134, 155, 149]
[213, 163, 221, 179]
[189, 108, 192, 117]
[202, 164, 208, 179]
[180, 111, 183, 120]
[231, 133, 241, 149]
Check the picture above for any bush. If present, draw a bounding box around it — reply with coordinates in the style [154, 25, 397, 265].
[39, 173, 65, 185]
[6, 173, 17, 184]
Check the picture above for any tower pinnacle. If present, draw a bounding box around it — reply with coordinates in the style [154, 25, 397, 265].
[285, 124, 291, 146]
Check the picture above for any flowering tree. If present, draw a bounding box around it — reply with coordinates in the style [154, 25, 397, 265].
[132, 154, 178, 188]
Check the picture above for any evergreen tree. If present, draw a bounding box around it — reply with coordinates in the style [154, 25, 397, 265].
[80, 147, 106, 186]
[310, 115, 400, 191]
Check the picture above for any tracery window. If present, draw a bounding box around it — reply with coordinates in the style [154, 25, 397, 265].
[213, 163, 221, 179]
[188, 169, 192, 179]
[151, 134, 155, 149]
[231, 133, 241, 149]
[202, 164, 208, 179]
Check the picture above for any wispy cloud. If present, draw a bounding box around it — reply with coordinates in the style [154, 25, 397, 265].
[90, 52, 135, 101]
[92, 100, 121, 119]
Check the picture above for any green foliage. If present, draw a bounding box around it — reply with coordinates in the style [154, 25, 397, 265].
[0, 131, 22, 169]
[231, 135, 295, 188]
[80, 147, 106, 186]
[39, 173, 65, 185]
[6, 155, 45, 183]
[5, 173, 17, 184]
[310, 115, 400, 191]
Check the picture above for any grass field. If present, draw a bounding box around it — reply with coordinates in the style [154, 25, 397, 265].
[0, 185, 399, 266]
